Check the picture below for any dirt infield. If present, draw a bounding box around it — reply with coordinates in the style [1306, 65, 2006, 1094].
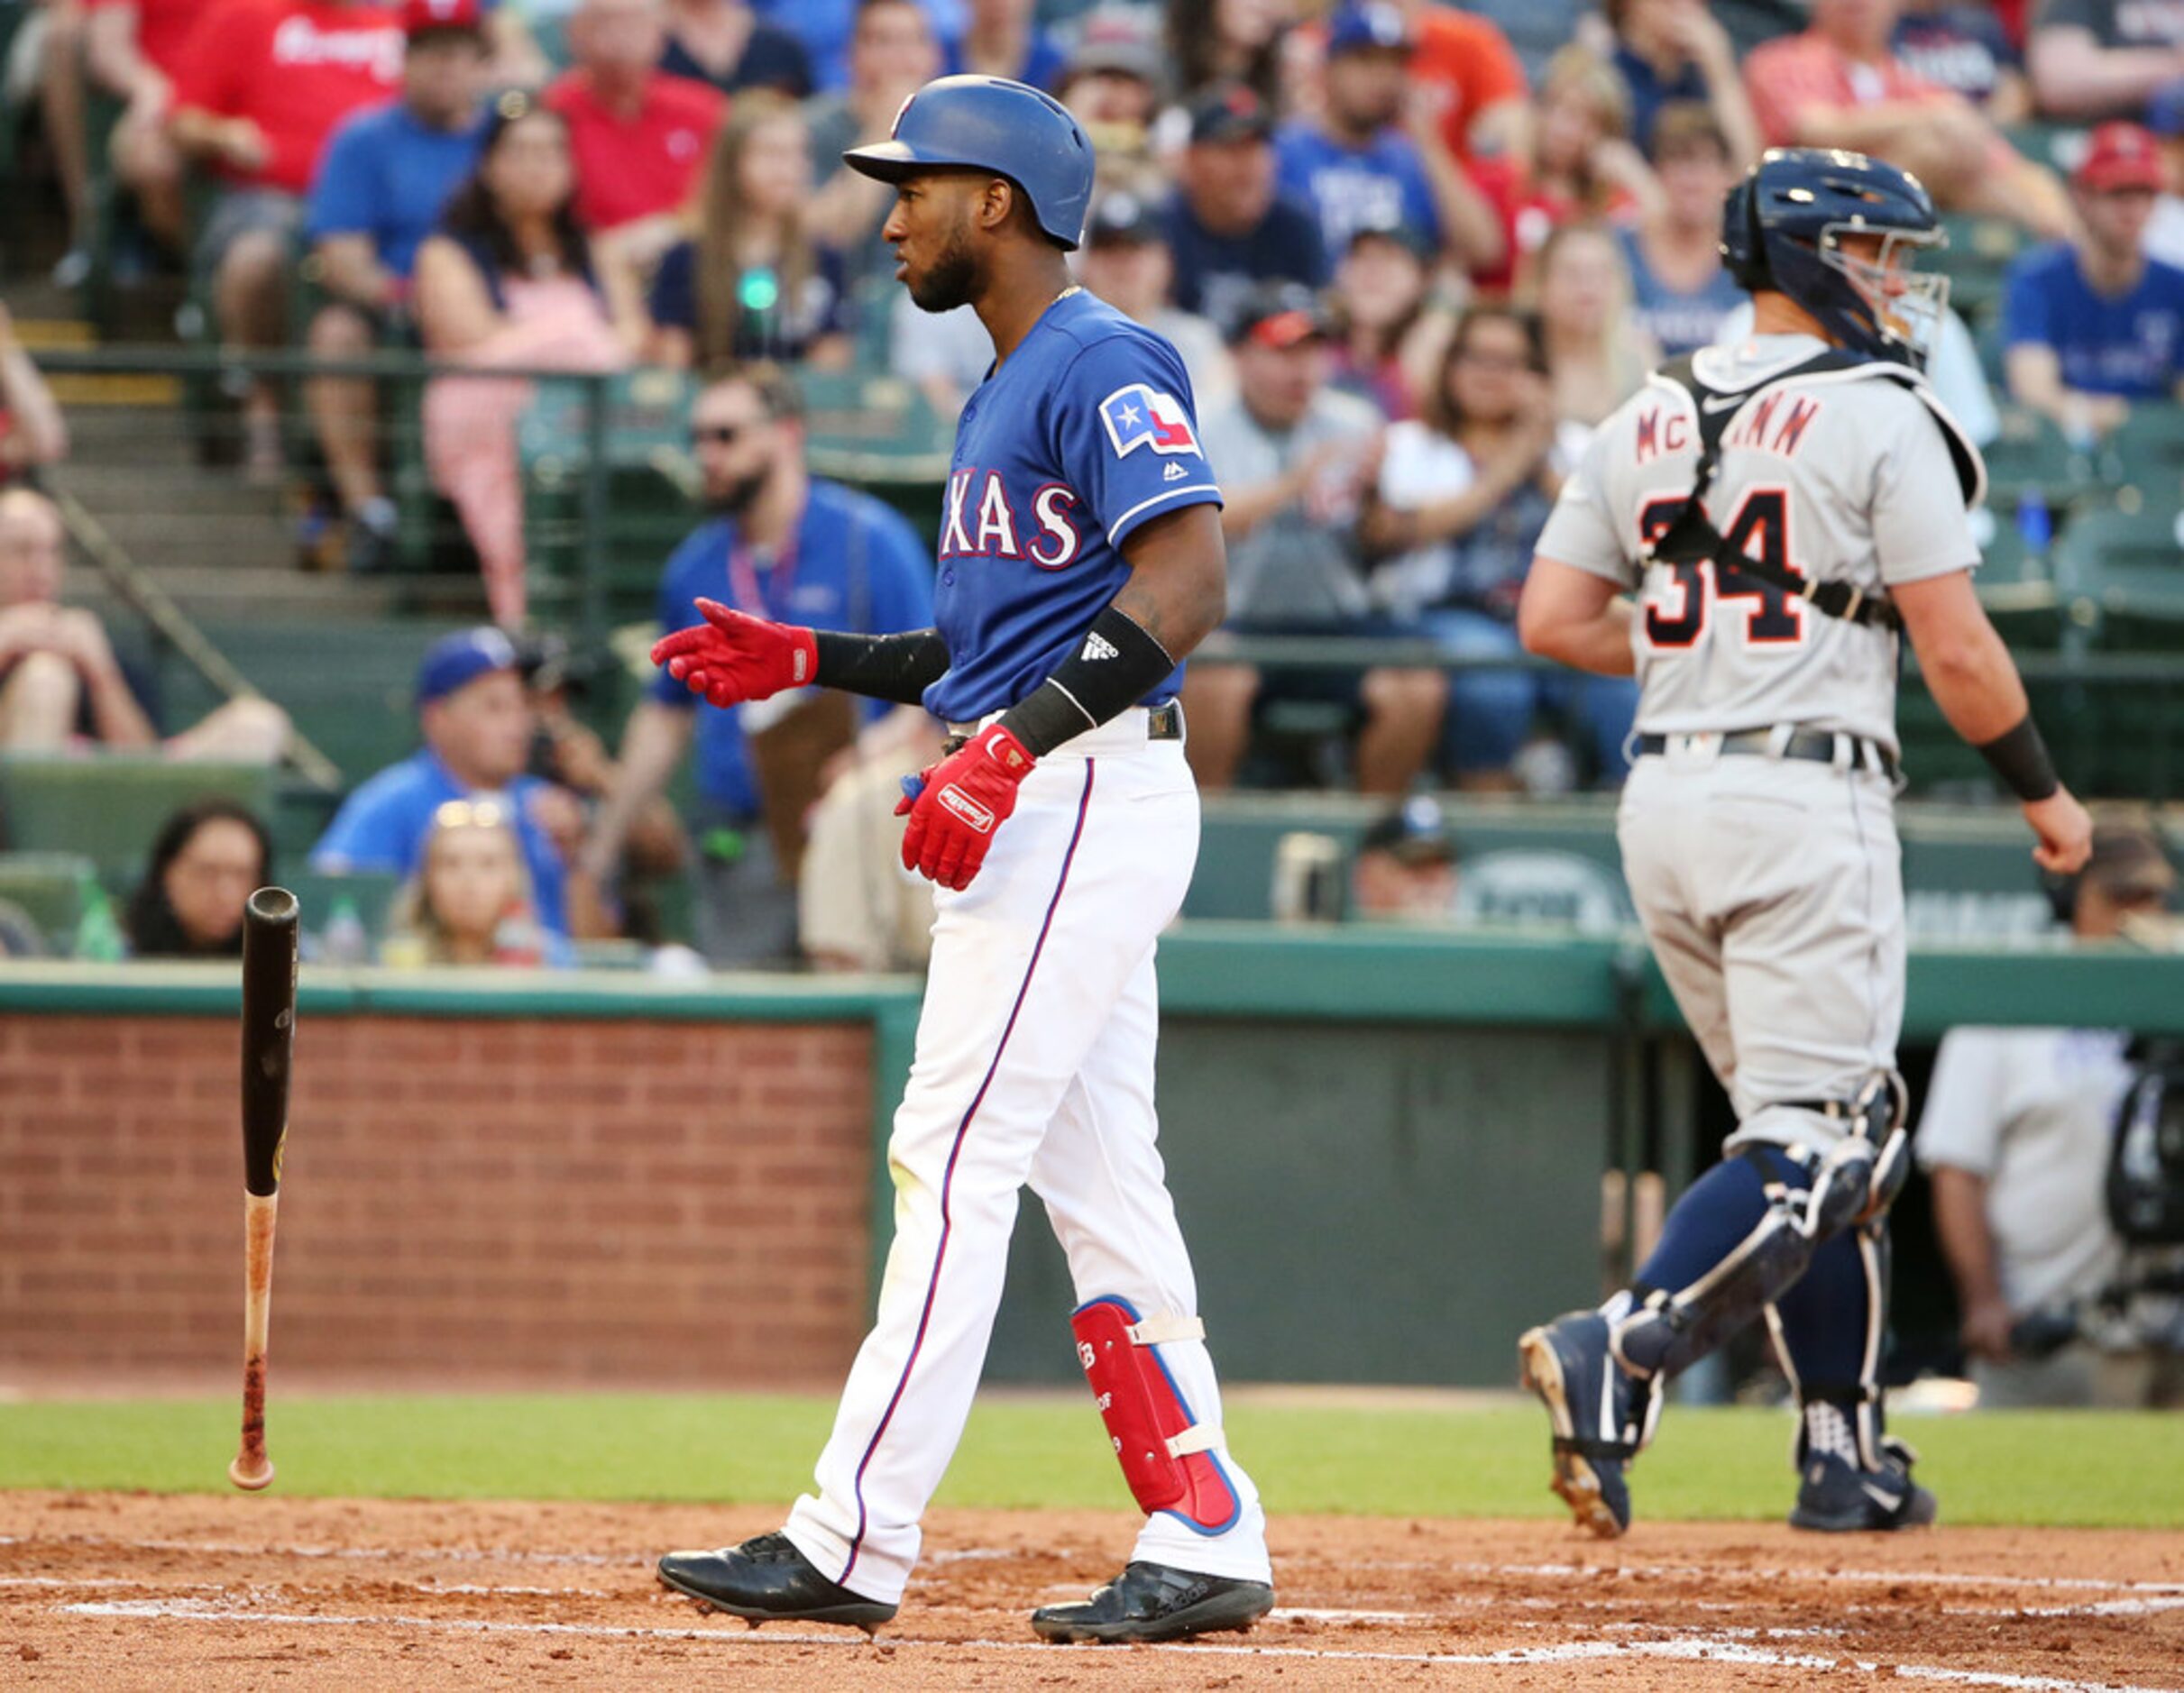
[2, 1492, 2179, 1690]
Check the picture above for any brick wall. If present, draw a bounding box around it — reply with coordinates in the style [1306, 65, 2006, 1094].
[0, 1013, 875, 1386]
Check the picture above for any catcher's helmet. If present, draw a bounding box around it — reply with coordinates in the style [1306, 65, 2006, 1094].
[843, 74, 1095, 251]
[1721, 147, 1948, 367]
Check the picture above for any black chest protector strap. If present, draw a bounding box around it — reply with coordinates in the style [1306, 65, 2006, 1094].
[1646, 349, 1904, 633]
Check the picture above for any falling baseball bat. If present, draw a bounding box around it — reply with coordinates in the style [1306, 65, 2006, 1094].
[229, 886, 298, 1492]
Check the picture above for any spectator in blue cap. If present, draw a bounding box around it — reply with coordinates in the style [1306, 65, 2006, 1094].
[309, 626, 579, 936]
[1274, 4, 1503, 278]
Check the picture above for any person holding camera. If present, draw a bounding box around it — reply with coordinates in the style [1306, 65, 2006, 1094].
[1918, 822, 2182, 1408]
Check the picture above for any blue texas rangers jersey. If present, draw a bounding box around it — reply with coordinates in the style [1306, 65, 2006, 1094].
[923, 289, 1224, 724]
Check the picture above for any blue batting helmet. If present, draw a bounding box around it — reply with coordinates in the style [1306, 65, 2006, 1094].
[842, 75, 1095, 251]
[1721, 147, 1948, 367]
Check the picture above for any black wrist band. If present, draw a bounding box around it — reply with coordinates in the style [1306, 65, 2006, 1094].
[812, 627, 951, 707]
[1976, 712, 2060, 802]
[998, 605, 1177, 757]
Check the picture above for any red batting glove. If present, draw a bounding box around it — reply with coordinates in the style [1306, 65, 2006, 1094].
[894, 725, 1036, 891]
[649, 596, 818, 709]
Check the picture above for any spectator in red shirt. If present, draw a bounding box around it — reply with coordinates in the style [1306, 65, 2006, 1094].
[168, 0, 404, 480]
[544, 0, 725, 273]
[1470, 44, 1660, 294]
[82, 0, 198, 252]
[1744, 0, 2069, 238]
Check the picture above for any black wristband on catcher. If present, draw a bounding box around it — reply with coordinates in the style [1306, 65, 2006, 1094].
[998, 605, 1177, 757]
[812, 627, 952, 707]
[1976, 712, 2060, 803]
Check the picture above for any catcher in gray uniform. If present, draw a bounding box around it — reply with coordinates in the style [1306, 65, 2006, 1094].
[1512, 148, 2094, 1536]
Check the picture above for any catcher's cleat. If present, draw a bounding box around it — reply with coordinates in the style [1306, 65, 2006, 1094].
[1789, 1436, 1939, 1533]
[656, 1532, 897, 1634]
[1519, 1311, 1642, 1539]
[1030, 1560, 1273, 1644]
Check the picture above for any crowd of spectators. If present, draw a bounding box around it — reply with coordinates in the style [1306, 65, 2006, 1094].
[2, 4, 2181, 1413]
[9, 0, 2184, 971]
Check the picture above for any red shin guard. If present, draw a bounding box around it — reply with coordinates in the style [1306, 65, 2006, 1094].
[1071, 1295, 1240, 1532]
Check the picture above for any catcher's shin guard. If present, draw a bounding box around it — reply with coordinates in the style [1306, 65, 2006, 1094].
[1611, 1139, 1881, 1382]
[1071, 1295, 1241, 1533]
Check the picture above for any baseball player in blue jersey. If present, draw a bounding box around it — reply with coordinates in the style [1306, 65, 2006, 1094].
[650, 75, 1275, 1644]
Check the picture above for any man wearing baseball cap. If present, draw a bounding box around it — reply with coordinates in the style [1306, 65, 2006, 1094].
[1920, 819, 2179, 1409]
[1272, 5, 1502, 274]
[2004, 121, 2184, 441]
[1183, 281, 1445, 800]
[1078, 191, 1234, 411]
[304, 0, 493, 572]
[311, 627, 576, 936]
[1162, 80, 1329, 329]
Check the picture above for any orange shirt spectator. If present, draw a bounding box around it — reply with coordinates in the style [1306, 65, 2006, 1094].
[1409, 5, 1528, 160]
[170, 0, 403, 194]
[543, 67, 724, 233]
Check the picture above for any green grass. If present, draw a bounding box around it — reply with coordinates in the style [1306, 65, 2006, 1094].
[0, 1395, 2177, 1528]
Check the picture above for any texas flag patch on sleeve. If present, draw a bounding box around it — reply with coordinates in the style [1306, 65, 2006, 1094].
[1099, 383, 1202, 459]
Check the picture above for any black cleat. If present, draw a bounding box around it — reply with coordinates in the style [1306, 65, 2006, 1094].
[656, 1531, 897, 1634]
[1789, 1437, 1939, 1533]
[1519, 1312, 1638, 1539]
[1031, 1560, 1273, 1644]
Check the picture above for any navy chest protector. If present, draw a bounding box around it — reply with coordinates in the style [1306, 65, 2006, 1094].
[1642, 349, 1986, 636]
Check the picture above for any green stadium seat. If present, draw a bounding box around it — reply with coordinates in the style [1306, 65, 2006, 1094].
[281, 868, 404, 947]
[1980, 407, 2086, 508]
[0, 852, 98, 951]
[2050, 506, 2184, 659]
[1932, 215, 2024, 327]
[0, 756, 276, 885]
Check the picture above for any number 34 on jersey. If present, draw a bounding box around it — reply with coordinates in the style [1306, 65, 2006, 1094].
[1635, 489, 1810, 653]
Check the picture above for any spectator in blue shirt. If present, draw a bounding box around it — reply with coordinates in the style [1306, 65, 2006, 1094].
[582, 365, 935, 968]
[1164, 81, 1329, 331]
[749, 0, 959, 91]
[1617, 103, 1744, 357]
[942, 0, 1063, 90]
[1602, 0, 1760, 166]
[1893, 0, 2032, 121]
[304, 0, 493, 574]
[1273, 5, 1503, 278]
[660, 0, 814, 97]
[312, 627, 579, 938]
[2005, 121, 2184, 442]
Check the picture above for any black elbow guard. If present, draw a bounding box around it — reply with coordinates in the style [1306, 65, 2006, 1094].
[998, 605, 1177, 756]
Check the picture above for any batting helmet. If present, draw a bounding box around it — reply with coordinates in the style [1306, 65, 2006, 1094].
[1721, 147, 1948, 368]
[842, 74, 1096, 251]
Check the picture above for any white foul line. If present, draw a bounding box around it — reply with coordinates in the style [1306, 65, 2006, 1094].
[51, 1598, 2181, 1693]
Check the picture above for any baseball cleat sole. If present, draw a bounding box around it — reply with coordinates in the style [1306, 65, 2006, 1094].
[1519, 1325, 1626, 1541]
[1031, 1582, 1273, 1645]
[655, 1567, 895, 1635]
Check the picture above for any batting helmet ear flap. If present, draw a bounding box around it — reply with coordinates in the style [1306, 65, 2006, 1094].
[1722, 175, 1770, 289]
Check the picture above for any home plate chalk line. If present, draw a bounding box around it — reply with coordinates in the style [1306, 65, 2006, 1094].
[8, 1534, 2182, 1598]
[49, 1598, 2181, 1693]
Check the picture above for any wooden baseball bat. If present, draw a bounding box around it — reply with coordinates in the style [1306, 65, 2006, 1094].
[230, 886, 298, 1492]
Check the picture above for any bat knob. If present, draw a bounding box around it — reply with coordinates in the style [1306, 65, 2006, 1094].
[228, 1456, 274, 1492]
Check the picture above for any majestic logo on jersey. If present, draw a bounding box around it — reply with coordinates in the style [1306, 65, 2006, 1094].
[1099, 384, 1200, 459]
[940, 469, 1087, 569]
